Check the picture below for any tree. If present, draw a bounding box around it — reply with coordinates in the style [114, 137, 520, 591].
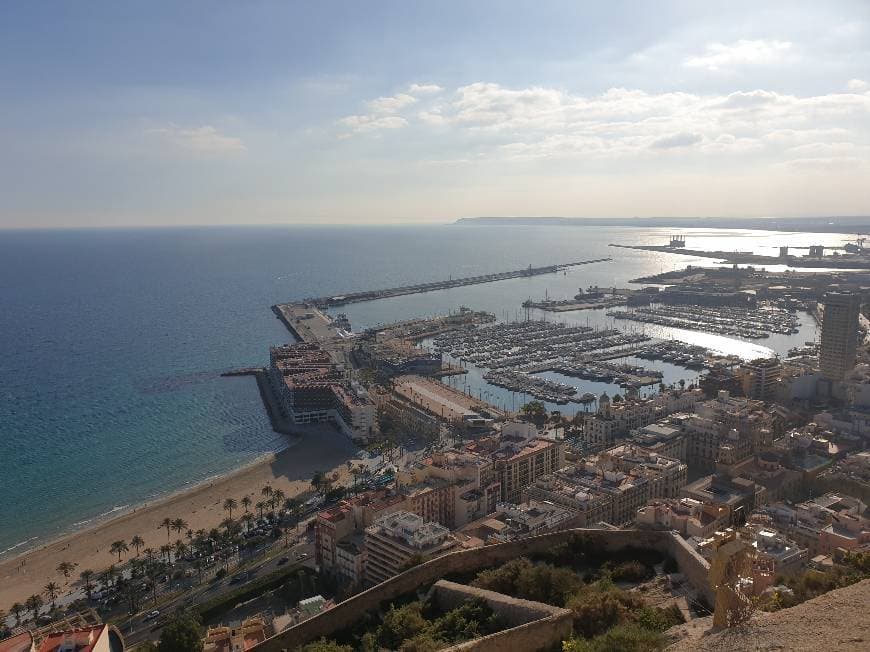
[310, 470, 326, 496]
[272, 489, 286, 513]
[157, 612, 204, 652]
[255, 501, 266, 519]
[79, 569, 95, 602]
[241, 496, 252, 513]
[159, 517, 173, 542]
[102, 564, 117, 589]
[25, 594, 43, 623]
[56, 560, 77, 582]
[131, 535, 146, 556]
[160, 544, 172, 563]
[284, 497, 301, 529]
[223, 498, 238, 519]
[173, 539, 188, 562]
[110, 540, 129, 562]
[299, 640, 352, 652]
[170, 518, 189, 538]
[10, 602, 24, 626]
[241, 513, 255, 532]
[519, 400, 547, 425]
[261, 484, 273, 501]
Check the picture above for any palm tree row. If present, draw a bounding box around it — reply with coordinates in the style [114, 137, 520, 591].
[3, 488, 310, 628]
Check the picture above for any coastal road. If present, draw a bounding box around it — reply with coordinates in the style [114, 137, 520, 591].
[121, 539, 315, 647]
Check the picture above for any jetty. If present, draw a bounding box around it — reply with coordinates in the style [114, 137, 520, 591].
[302, 258, 612, 308]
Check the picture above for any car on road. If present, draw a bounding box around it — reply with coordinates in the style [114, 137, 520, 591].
[144, 610, 160, 621]
[277, 556, 290, 566]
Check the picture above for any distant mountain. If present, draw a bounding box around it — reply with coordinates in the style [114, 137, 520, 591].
[454, 216, 870, 233]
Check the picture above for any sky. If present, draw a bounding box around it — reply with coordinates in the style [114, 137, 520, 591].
[1, 1, 869, 228]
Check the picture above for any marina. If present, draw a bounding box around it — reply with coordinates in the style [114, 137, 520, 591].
[606, 304, 801, 339]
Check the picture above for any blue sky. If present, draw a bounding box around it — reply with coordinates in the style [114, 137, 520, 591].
[1, 1, 869, 227]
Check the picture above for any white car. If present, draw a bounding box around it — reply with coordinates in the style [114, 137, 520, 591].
[144, 610, 160, 621]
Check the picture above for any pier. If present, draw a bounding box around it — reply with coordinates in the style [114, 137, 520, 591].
[302, 258, 612, 308]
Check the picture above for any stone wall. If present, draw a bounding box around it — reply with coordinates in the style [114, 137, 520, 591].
[254, 528, 711, 651]
[433, 580, 573, 652]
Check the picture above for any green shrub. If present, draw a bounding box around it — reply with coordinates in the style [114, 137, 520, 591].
[566, 582, 645, 638]
[471, 557, 583, 606]
[298, 639, 353, 652]
[610, 561, 653, 583]
[562, 623, 666, 652]
[634, 604, 684, 632]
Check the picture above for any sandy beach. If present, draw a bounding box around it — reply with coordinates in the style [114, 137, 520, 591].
[0, 424, 359, 610]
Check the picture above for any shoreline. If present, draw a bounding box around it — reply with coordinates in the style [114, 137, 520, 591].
[0, 422, 359, 609]
[0, 447, 286, 565]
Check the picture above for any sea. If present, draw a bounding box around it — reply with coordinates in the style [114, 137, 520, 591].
[0, 224, 857, 557]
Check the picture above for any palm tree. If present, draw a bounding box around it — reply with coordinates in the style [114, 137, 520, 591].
[130, 535, 145, 556]
[159, 544, 171, 563]
[261, 484, 273, 501]
[102, 564, 117, 589]
[272, 489, 286, 513]
[170, 518, 188, 538]
[79, 569, 95, 602]
[241, 496, 252, 513]
[173, 539, 187, 562]
[56, 560, 77, 582]
[241, 512, 254, 532]
[223, 497, 238, 519]
[143, 547, 155, 563]
[109, 540, 129, 562]
[43, 582, 60, 609]
[284, 497, 301, 529]
[25, 595, 43, 623]
[10, 602, 24, 627]
[159, 517, 172, 542]
[255, 501, 266, 519]
[186, 529, 194, 544]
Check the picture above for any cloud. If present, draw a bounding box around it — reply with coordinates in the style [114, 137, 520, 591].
[338, 114, 408, 134]
[650, 132, 702, 149]
[684, 39, 793, 71]
[367, 93, 417, 113]
[149, 125, 246, 153]
[848, 79, 869, 93]
[408, 83, 443, 95]
[337, 80, 870, 169]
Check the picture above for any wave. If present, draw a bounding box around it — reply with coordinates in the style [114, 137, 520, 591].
[97, 504, 130, 519]
[0, 536, 39, 557]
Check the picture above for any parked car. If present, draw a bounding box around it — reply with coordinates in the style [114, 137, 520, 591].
[144, 610, 160, 621]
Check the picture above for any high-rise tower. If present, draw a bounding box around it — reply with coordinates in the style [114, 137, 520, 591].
[819, 292, 861, 380]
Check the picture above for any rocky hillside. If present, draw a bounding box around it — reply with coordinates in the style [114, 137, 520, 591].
[667, 579, 870, 651]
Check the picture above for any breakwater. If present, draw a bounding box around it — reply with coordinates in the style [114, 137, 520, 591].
[305, 258, 612, 307]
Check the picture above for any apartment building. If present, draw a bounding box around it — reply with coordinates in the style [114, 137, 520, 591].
[364, 511, 456, 585]
[819, 291, 861, 380]
[636, 498, 729, 538]
[582, 388, 702, 451]
[492, 437, 564, 504]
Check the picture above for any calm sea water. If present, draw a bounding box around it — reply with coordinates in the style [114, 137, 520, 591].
[0, 224, 854, 555]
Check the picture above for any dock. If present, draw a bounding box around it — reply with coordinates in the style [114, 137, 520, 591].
[609, 244, 870, 269]
[302, 258, 612, 308]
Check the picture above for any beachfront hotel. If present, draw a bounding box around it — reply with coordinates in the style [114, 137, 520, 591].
[268, 342, 375, 439]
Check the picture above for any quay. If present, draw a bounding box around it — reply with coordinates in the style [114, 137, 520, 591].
[303, 258, 612, 308]
[272, 304, 342, 343]
[609, 243, 870, 269]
